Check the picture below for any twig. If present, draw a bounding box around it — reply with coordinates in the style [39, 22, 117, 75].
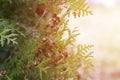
[33, 8, 48, 29]
[27, 8, 48, 36]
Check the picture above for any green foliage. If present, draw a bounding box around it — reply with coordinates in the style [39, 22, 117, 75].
[0, 19, 17, 47]
[0, 28, 17, 47]
[0, 0, 93, 80]
[0, 19, 25, 47]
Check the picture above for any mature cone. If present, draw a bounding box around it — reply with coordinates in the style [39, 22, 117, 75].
[35, 3, 46, 16]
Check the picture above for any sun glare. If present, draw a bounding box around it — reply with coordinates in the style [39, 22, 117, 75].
[93, 0, 116, 8]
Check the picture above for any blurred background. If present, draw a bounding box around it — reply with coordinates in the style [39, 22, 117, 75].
[68, 0, 120, 80]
